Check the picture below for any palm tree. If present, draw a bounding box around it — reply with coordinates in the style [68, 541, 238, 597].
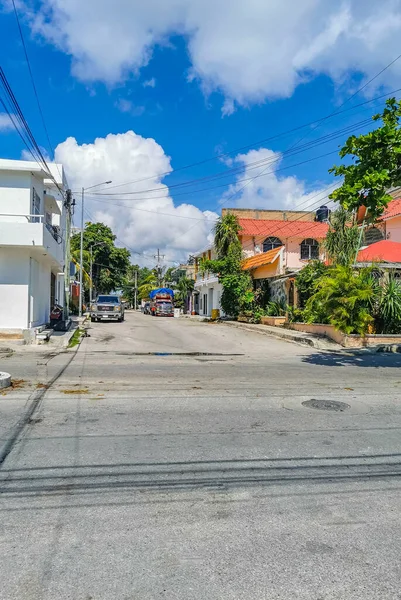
[324, 207, 360, 267]
[214, 213, 242, 258]
[138, 271, 158, 300]
[177, 277, 195, 313]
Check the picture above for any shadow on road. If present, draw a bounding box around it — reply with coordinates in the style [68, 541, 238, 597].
[302, 351, 401, 368]
[2, 453, 401, 505]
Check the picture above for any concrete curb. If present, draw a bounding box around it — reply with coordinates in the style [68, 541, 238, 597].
[220, 320, 336, 349]
[218, 321, 401, 354]
[0, 372, 11, 389]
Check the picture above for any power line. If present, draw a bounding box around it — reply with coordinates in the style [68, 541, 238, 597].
[96, 87, 401, 194]
[11, 0, 65, 187]
[0, 67, 63, 194]
[87, 118, 372, 199]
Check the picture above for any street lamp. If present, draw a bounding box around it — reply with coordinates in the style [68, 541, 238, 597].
[89, 241, 108, 304]
[79, 181, 112, 317]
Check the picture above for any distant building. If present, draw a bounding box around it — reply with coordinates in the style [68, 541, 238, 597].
[0, 159, 67, 339]
[194, 208, 329, 316]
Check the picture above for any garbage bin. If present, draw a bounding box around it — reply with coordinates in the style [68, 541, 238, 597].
[174, 308, 180, 318]
[211, 309, 220, 320]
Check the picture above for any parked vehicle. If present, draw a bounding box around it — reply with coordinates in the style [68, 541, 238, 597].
[143, 301, 151, 314]
[149, 288, 174, 317]
[91, 295, 125, 322]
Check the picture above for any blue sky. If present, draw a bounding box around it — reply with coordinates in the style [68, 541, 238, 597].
[1, 0, 401, 262]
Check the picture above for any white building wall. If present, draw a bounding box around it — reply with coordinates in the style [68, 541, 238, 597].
[0, 248, 30, 329]
[195, 279, 224, 316]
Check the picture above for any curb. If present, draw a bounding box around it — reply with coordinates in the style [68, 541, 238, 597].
[220, 320, 329, 349]
[218, 321, 401, 354]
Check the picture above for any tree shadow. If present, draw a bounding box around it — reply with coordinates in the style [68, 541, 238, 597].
[302, 351, 401, 368]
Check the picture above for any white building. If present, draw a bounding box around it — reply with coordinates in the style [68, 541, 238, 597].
[0, 159, 67, 337]
[193, 247, 224, 317]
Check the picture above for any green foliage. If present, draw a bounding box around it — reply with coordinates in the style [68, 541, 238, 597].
[71, 222, 130, 296]
[266, 300, 286, 316]
[214, 213, 242, 259]
[378, 276, 401, 333]
[329, 98, 401, 220]
[137, 270, 158, 300]
[287, 306, 305, 323]
[324, 207, 361, 266]
[176, 277, 195, 313]
[305, 266, 374, 334]
[295, 261, 329, 308]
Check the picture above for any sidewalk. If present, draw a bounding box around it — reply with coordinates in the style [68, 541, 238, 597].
[220, 320, 343, 350]
[217, 320, 401, 353]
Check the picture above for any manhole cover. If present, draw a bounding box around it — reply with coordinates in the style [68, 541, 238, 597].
[302, 399, 350, 412]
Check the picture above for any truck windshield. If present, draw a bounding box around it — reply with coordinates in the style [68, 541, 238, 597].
[97, 296, 119, 303]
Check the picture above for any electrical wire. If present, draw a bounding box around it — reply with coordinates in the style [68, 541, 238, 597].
[0, 67, 63, 194]
[86, 118, 372, 199]
[95, 87, 401, 194]
[11, 0, 66, 189]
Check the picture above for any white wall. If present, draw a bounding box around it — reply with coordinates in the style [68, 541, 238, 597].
[29, 258, 51, 327]
[196, 281, 224, 316]
[0, 172, 32, 221]
[0, 248, 29, 329]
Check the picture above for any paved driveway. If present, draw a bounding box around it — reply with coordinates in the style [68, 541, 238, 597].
[1, 311, 401, 599]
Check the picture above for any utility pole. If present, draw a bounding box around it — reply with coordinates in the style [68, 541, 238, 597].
[134, 269, 138, 310]
[79, 186, 84, 318]
[64, 189, 74, 324]
[154, 248, 165, 287]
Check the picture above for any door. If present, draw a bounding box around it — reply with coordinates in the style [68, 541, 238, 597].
[50, 272, 56, 309]
[203, 293, 208, 316]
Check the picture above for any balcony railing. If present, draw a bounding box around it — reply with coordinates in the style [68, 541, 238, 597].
[0, 214, 63, 244]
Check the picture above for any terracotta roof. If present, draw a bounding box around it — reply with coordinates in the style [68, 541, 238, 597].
[238, 218, 329, 238]
[381, 198, 401, 221]
[242, 247, 283, 270]
[357, 240, 401, 263]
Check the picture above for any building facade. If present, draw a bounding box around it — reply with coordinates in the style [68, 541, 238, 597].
[0, 159, 67, 336]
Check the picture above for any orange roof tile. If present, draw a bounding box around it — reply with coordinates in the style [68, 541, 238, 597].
[357, 240, 401, 263]
[242, 247, 283, 270]
[238, 218, 328, 238]
[381, 198, 401, 221]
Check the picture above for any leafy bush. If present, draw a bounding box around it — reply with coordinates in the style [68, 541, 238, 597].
[378, 276, 401, 333]
[306, 265, 374, 334]
[296, 261, 328, 308]
[287, 306, 305, 323]
[266, 300, 286, 316]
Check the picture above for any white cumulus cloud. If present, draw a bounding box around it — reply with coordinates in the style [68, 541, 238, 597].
[25, 0, 401, 110]
[0, 113, 14, 132]
[54, 131, 218, 264]
[223, 148, 332, 212]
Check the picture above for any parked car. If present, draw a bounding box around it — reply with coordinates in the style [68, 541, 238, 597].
[91, 295, 125, 322]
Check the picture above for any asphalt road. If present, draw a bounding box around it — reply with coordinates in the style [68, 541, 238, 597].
[1, 311, 401, 599]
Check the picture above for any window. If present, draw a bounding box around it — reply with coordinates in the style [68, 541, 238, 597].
[300, 238, 319, 260]
[364, 227, 384, 246]
[31, 188, 41, 223]
[97, 296, 119, 304]
[262, 236, 282, 252]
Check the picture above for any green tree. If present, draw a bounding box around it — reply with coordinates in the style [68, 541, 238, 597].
[138, 270, 158, 300]
[177, 277, 195, 313]
[295, 261, 328, 308]
[70, 222, 130, 296]
[329, 98, 401, 220]
[305, 266, 374, 334]
[324, 207, 361, 266]
[214, 213, 243, 258]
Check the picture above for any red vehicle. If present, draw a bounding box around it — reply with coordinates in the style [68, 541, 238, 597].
[150, 291, 174, 317]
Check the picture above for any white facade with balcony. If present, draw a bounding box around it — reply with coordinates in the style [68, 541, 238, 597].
[0, 159, 67, 333]
[193, 248, 224, 317]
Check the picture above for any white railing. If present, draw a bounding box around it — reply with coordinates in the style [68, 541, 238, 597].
[0, 214, 63, 244]
[0, 213, 45, 222]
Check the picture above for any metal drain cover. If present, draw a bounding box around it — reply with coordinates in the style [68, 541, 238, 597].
[302, 399, 350, 412]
